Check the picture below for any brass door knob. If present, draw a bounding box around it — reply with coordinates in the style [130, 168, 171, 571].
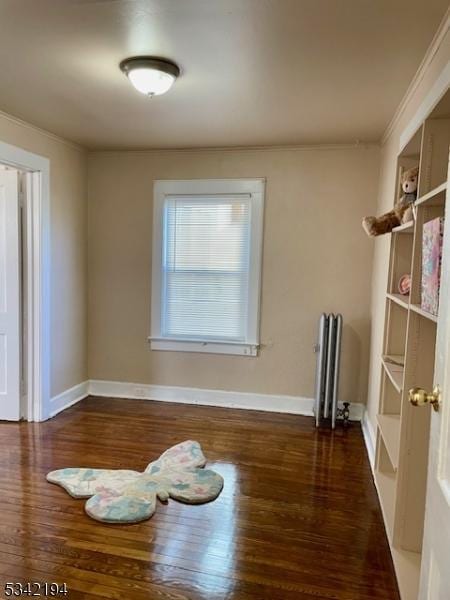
[409, 386, 441, 412]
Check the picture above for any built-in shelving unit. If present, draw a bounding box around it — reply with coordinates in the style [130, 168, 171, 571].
[374, 91, 450, 600]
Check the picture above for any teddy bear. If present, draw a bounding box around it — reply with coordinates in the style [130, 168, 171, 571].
[362, 166, 419, 237]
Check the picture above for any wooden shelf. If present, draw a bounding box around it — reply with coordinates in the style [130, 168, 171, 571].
[410, 303, 438, 323]
[387, 293, 409, 310]
[375, 470, 396, 540]
[377, 414, 401, 470]
[415, 181, 447, 207]
[382, 358, 404, 393]
[392, 220, 414, 234]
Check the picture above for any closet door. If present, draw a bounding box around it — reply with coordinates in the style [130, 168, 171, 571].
[418, 157, 450, 599]
[0, 170, 20, 421]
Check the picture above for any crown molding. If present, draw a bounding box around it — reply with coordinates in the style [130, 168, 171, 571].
[89, 141, 379, 156]
[0, 108, 84, 152]
[399, 59, 450, 152]
[381, 8, 450, 145]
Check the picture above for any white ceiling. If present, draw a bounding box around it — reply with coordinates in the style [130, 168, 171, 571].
[0, 0, 448, 149]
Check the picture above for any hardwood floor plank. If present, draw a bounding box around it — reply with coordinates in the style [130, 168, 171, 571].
[0, 398, 399, 600]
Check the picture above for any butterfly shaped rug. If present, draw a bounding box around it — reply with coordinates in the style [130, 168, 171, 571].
[47, 440, 223, 524]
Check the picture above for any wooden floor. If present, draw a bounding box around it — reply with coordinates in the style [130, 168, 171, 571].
[0, 397, 399, 600]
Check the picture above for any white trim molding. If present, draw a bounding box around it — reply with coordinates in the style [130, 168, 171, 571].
[149, 338, 258, 356]
[382, 8, 450, 145]
[50, 381, 89, 418]
[150, 178, 265, 356]
[90, 142, 378, 158]
[0, 141, 51, 422]
[361, 409, 376, 473]
[48, 379, 365, 421]
[0, 109, 83, 152]
[399, 59, 450, 152]
[88, 379, 364, 420]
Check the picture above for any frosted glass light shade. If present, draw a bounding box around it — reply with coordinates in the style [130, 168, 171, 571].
[128, 68, 176, 96]
[120, 57, 180, 97]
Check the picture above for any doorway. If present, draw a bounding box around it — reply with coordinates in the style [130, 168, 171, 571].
[0, 141, 50, 422]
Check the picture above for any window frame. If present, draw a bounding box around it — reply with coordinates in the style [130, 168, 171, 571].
[150, 178, 265, 356]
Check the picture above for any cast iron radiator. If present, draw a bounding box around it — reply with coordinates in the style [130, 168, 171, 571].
[313, 313, 348, 428]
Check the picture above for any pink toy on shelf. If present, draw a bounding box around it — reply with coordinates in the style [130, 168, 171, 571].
[398, 274, 411, 296]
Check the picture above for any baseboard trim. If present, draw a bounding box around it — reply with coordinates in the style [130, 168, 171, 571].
[361, 409, 376, 473]
[50, 381, 89, 417]
[88, 379, 364, 421]
[49, 379, 365, 421]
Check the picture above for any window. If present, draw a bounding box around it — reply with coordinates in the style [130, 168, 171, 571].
[150, 179, 265, 356]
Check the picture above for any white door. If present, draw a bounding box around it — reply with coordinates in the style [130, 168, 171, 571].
[0, 170, 20, 421]
[419, 167, 450, 598]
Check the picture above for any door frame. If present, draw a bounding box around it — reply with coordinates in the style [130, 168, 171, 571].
[0, 141, 50, 422]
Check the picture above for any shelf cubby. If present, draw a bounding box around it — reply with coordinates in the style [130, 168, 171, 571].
[384, 300, 408, 359]
[380, 365, 402, 415]
[388, 226, 414, 297]
[382, 359, 404, 394]
[387, 293, 409, 310]
[418, 117, 450, 197]
[375, 434, 398, 541]
[409, 303, 438, 323]
[377, 414, 401, 470]
[415, 181, 447, 208]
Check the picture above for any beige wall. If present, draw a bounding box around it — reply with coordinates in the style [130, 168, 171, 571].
[0, 114, 88, 397]
[366, 30, 450, 434]
[88, 145, 379, 403]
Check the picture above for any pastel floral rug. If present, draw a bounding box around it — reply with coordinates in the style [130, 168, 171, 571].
[47, 440, 224, 523]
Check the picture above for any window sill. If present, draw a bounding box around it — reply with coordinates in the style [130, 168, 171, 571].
[148, 337, 258, 356]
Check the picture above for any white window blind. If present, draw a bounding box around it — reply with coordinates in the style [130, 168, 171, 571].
[162, 196, 250, 341]
[151, 179, 264, 356]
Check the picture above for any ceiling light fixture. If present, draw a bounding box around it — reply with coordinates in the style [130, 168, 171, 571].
[119, 56, 180, 97]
